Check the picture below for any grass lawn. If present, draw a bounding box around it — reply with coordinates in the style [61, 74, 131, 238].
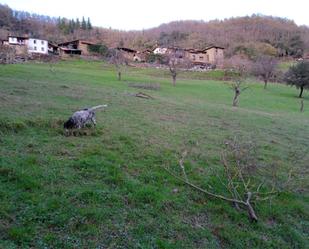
[0, 60, 308, 249]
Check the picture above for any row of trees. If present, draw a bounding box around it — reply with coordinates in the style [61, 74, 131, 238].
[57, 17, 92, 34]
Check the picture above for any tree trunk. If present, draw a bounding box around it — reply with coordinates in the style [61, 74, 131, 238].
[233, 88, 240, 107]
[300, 99, 304, 112]
[172, 75, 176, 86]
[264, 80, 268, 89]
[299, 86, 304, 98]
[118, 71, 121, 81]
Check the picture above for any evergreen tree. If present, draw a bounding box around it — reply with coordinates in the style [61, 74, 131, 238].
[76, 18, 80, 29]
[57, 16, 61, 29]
[81, 16, 87, 30]
[87, 17, 92, 30]
[68, 19, 74, 33]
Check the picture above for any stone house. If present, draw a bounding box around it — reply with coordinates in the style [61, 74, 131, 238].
[185, 46, 224, 65]
[58, 40, 95, 57]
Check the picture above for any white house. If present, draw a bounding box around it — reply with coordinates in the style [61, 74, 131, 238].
[8, 36, 27, 45]
[27, 38, 48, 54]
[6, 36, 48, 55]
[153, 47, 168, 55]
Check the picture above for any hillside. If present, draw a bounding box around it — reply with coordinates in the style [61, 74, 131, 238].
[0, 61, 308, 248]
[1, 3, 309, 58]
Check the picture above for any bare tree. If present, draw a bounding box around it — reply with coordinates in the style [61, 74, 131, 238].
[107, 48, 127, 81]
[252, 55, 278, 89]
[165, 48, 191, 86]
[231, 81, 249, 107]
[224, 56, 251, 107]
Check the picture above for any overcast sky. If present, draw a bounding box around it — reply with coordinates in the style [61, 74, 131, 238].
[1, 0, 308, 30]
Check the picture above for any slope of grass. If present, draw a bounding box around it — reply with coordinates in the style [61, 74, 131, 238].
[0, 60, 308, 249]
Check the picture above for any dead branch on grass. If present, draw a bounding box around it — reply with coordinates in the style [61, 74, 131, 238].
[135, 92, 154, 99]
[163, 138, 282, 222]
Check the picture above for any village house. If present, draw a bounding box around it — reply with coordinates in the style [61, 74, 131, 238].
[115, 47, 151, 62]
[48, 43, 59, 54]
[185, 48, 208, 64]
[152, 46, 224, 66]
[153, 47, 168, 55]
[205, 46, 224, 64]
[185, 46, 224, 65]
[3, 36, 48, 55]
[116, 47, 138, 61]
[58, 40, 95, 57]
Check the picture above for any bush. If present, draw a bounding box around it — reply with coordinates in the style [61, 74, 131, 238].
[88, 44, 109, 57]
[146, 53, 166, 64]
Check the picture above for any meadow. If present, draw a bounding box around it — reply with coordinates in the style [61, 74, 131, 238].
[0, 60, 308, 248]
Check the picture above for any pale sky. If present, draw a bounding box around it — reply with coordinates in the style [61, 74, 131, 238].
[1, 0, 308, 30]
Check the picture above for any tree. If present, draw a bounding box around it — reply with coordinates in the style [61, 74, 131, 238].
[87, 17, 92, 30]
[88, 43, 108, 57]
[224, 56, 251, 106]
[107, 48, 127, 81]
[284, 61, 309, 98]
[252, 55, 278, 89]
[75, 18, 80, 29]
[81, 16, 87, 30]
[165, 48, 191, 86]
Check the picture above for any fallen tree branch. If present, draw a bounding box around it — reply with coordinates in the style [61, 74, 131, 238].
[135, 92, 154, 99]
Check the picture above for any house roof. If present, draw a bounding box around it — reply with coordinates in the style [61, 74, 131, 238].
[58, 40, 95, 46]
[80, 41, 96, 45]
[8, 35, 29, 39]
[185, 48, 207, 54]
[117, 47, 137, 53]
[204, 45, 225, 50]
[48, 42, 58, 48]
[59, 47, 82, 52]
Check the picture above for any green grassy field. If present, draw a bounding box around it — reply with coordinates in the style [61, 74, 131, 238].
[0, 60, 308, 249]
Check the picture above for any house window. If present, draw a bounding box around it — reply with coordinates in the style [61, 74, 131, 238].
[34, 46, 37, 51]
[199, 56, 204, 59]
[34, 40, 37, 44]
[41, 40, 44, 45]
[41, 47, 44, 51]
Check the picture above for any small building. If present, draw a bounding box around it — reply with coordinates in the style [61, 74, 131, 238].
[205, 46, 224, 64]
[58, 40, 96, 57]
[116, 47, 138, 61]
[153, 47, 168, 55]
[27, 38, 48, 54]
[4, 36, 48, 55]
[185, 46, 224, 65]
[185, 48, 208, 64]
[48, 42, 59, 55]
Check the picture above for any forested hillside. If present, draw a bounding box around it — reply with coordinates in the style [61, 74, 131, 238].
[1, 3, 308, 58]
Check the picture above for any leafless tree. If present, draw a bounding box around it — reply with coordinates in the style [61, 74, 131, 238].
[224, 56, 251, 107]
[165, 49, 192, 86]
[252, 55, 278, 89]
[107, 48, 127, 81]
